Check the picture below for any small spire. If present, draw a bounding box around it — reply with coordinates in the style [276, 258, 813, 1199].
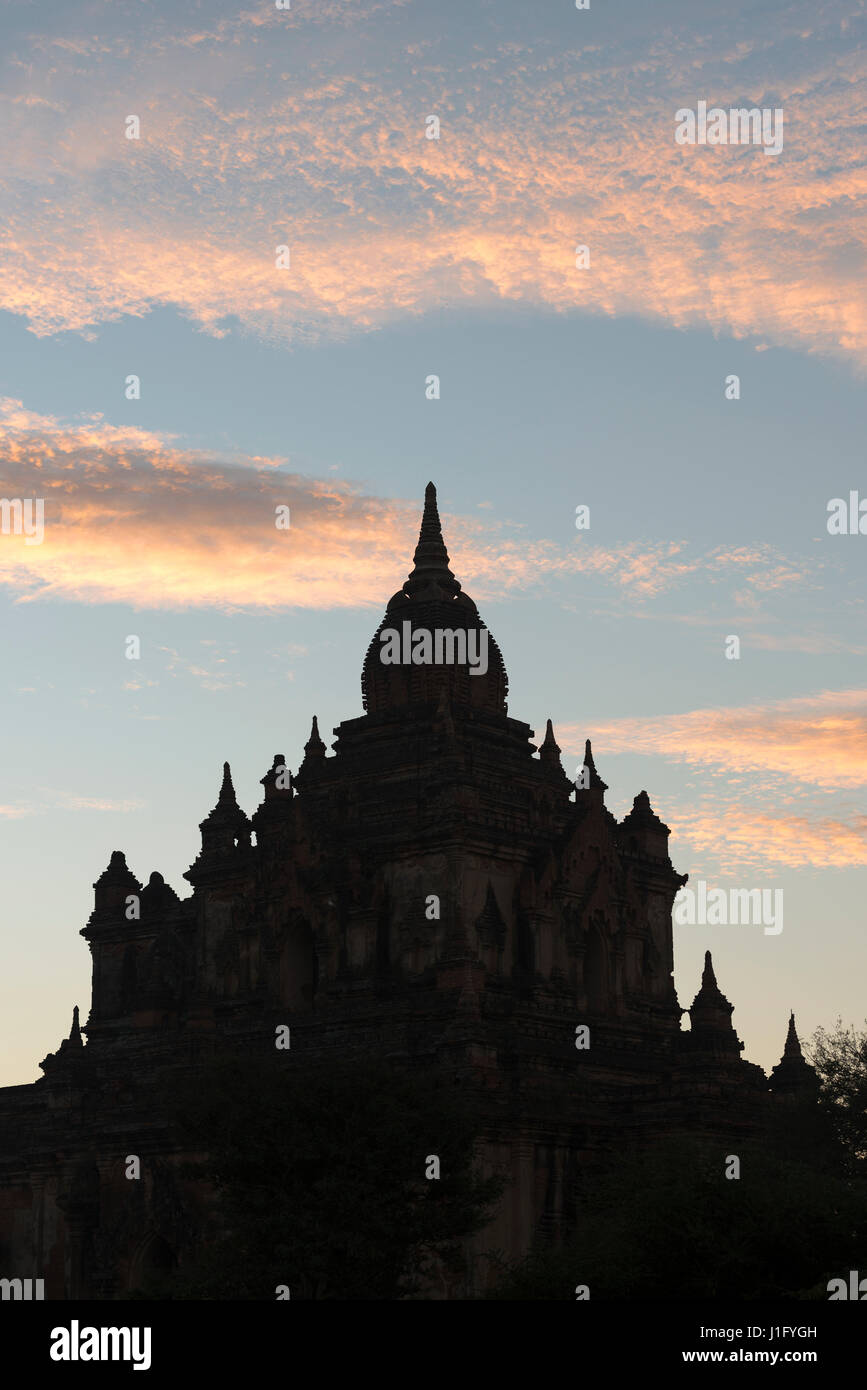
[304, 715, 326, 759]
[218, 761, 237, 807]
[539, 718, 562, 765]
[140, 869, 180, 914]
[195, 760, 251, 851]
[687, 950, 740, 1052]
[770, 1010, 819, 1094]
[186, 760, 251, 881]
[578, 738, 608, 792]
[91, 850, 142, 914]
[701, 949, 718, 991]
[98, 849, 134, 879]
[622, 788, 669, 828]
[261, 752, 292, 795]
[691, 950, 731, 1012]
[69, 1005, 82, 1047]
[783, 1011, 804, 1060]
[202, 761, 247, 826]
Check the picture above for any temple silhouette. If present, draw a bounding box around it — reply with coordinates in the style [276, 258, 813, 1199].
[0, 483, 816, 1298]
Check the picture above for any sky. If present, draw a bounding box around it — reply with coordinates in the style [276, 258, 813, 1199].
[0, 0, 865, 1085]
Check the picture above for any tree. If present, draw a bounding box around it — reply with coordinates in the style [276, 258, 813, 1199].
[807, 1019, 867, 1173]
[487, 1132, 867, 1300]
[132, 1050, 501, 1300]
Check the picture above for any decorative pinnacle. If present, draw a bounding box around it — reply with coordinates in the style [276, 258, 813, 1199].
[783, 1011, 804, 1059]
[218, 761, 238, 807]
[580, 738, 608, 792]
[304, 715, 326, 758]
[404, 482, 461, 598]
[540, 718, 562, 764]
[201, 760, 249, 833]
[695, 951, 733, 1011]
[688, 950, 736, 1033]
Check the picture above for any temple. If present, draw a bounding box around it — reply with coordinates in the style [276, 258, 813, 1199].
[0, 482, 816, 1297]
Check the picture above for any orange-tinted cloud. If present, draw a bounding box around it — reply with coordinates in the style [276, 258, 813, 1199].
[666, 808, 867, 870]
[557, 689, 867, 869]
[561, 688, 867, 791]
[0, 5, 864, 362]
[0, 401, 810, 611]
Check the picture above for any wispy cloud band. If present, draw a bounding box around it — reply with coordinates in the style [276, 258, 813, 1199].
[0, 2, 864, 362]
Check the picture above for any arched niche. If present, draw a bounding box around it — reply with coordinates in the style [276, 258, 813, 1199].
[279, 915, 318, 1009]
[584, 923, 609, 1014]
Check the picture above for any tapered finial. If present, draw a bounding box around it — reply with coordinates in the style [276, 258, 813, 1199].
[405, 482, 461, 597]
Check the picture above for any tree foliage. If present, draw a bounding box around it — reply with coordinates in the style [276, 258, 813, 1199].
[129, 1051, 501, 1300]
[488, 1124, 866, 1300]
[807, 1019, 867, 1172]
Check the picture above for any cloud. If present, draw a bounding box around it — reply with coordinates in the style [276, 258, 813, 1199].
[0, 400, 810, 611]
[52, 795, 145, 813]
[667, 809, 867, 870]
[156, 642, 247, 691]
[564, 688, 867, 790]
[557, 688, 867, 870]
[0, 3, 864, 362]
[0, 791, 144, 817]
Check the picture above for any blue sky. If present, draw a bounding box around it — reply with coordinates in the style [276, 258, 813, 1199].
[0, 0, 865, 1084]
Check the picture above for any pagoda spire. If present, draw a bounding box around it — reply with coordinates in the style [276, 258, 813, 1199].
[685, 951, 742, 1057]
[783, 1010, 803, 1059]
[619, 787, 674, 860]
[304, 715, 326, 760]
[39, 1004, 86, 1075]
[260, 752, 292, 798]
[539, 718, 562, 767]
[770, 1011, 819, 1095]
[689, 950, 734, 1028]
[701, 950, 720, 993]
[403, 482, 461, 599]
[577, 738, 608, 794]
[217, 761, 237, 808]
[91, 850, 143, 917]
[201, 761, 249, 831]
[186, 760, 251, 876]
[361, 481, 509, 715]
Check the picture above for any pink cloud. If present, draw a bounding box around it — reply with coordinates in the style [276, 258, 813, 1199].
[667, 809, 867, 870]
[561, 688, 867, 790]
[0, 401, 810, 612]
[0, 8, 864, 362]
